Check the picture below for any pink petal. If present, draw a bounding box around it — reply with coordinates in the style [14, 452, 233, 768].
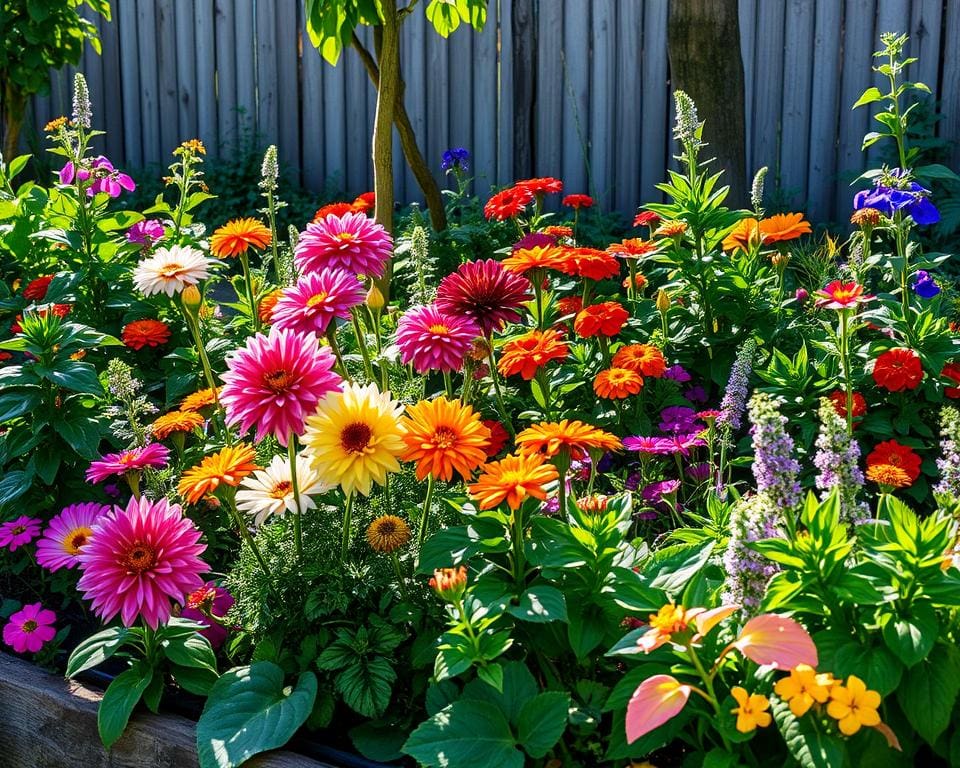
[733, 614, 817, 669]
[625, 674, 691, 743]
[693, 604, 739, 638]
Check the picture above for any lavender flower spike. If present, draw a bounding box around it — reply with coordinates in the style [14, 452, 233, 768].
[717, 339, 757, 432]
[814, 398, 866, 523]
[935, 406, 960, 497]
[722, 493, 780, 611]
[748, 391, 801, 509]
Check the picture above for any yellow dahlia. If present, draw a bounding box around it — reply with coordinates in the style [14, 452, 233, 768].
[151, 410, 204, 440]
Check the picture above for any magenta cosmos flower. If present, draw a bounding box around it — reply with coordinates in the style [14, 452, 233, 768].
[435, 258, 532, 336]
[36, 502, 109, 571]
[181, 581, 235, 649]
[127, 219, 165, 246]
[77, 496, 208, 629]
[271, 268, 365, 336]
[3, 603, 56, 653]
[60, 156, 135, 197]
[86, 443, 170, 484]
[220, 326, 342, 446]
[0, 516, 42, 551]
[395, 304, 480, 374]
[294, 212, 392, 278]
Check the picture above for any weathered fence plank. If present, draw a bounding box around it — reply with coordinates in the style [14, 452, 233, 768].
[175, 0, 198, 147]
[639, 0, 669, 209]
[806, 0, 844, 221]
[195, 0, 218, 159]
[561, 0, 590, 197]
[214, 0, 237, 150]
[780, 0, 816, 208]
[942, 0, 960, 167]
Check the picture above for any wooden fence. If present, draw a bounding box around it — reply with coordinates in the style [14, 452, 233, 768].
[25, 0, 960, 223]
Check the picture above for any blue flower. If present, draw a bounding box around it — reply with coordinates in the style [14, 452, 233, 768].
[853, 169, 940, 226]
[441, 147, 470, 172]
[912, 270, 941, 298]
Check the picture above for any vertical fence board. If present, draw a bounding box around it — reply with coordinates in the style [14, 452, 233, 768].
[98, 10, 124, 162]
[195, 0, 218, 159]
[136, 0, 161, 165]
[613, 1, 641, 213]
[320, 49, 346, 196]
[535, 1, 563, 178]
[255, 0, 280, 152]
[276, 0, 301, 177]
[400, 11, 425, 197]
[560, 0, 589, 198]
[448, 29, 474, 196]
[942, 0, 960, 167]
[472, 11, 498, 199]
[301, 24, 325, 191]
[589, 0, 616, 206]
[175, 0, 198, 146]
[79, 6, 106, 155]
[779, 0, 816, 207]
[215, 0, 237, 150]
[639, 1, 668, 207]
[806, 0, 843, 221]
[117, 2, 143, 168]
[425, 27, 450, 185]
[156, 0, 179, 155]
[739, 0, 758, 167]
[751, 0, 786, 191]
[869, 0, 911, 165]
[909, 0, 942, 92]
[497, 0, 515, 185]
[234, 1, 256, 139]
[344, 29, 371, 195]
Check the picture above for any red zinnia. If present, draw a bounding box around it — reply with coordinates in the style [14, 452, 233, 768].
[562, 194, 594, 209]
[872, 348, 923, 392]
[23, 275, 54, 301]
[574, 301, 629, 338]
[435, 259, 532, 335]
[481, 419, 511, 458]
[484, 186, 535, 220]
[828, 390, 867, 419]
[122, 319, 172, 350]
[941, 362, 960, 399]
[557, 247, 620, 281]
[516, 177, 563, 196]
[556, 296, 583, 317]
[866, 440, 922, 482]
[633, 211, 661, 228]
[607, 239, 658, 260]
[352, 192, 375, 213]
[313, 202, 356, 221]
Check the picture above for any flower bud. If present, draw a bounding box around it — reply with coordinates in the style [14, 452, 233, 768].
[794, 288, 809, 304]
[429, 566, 468, 602]
[182, 285, 203, 315]
[771, 253, 790, 269]
[366, 283, 385, 311]
[656, 289, 670, 313]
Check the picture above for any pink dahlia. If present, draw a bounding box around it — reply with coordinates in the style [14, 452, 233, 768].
[86, 442, 170, 484]
[220, 326, 342, 446]
[435, 259, 532, 336]
[271, 268, 365, 336]
[36, 502, 109, 571]
[0, 515, 42, 551]
[3, 603, 56, 653]
[181, 581, 235, 649]
[294, 212, 392, 278]
[395, 304, 480, 373]
[77, 496, 208, 629]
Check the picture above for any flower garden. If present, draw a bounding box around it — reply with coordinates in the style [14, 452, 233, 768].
[1, 21, 960, 768]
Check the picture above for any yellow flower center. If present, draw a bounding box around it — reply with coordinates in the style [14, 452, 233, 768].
[335, 232, 355, 243]
[159, 262, 184, 277]
[22, 620, 38, 633]
[428, 323, 449, 335]
[269, 480, 293, 499]
[306, 292, 329, 308]
[341, 422, 373, 454]
[65, 526, 93, 555]
[431, 427, 458, 450]
[262, 368, 294, 393]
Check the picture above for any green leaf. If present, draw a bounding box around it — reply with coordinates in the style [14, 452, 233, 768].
[98, 663, 155, 749]
[463, 660, 537, 724]
[644, 541, 714, 595]
[66, 627, 132, 677]
[772, 695, 845, 768]
[197, 663, 317, 768]
[335, 656, 396, 718]
[45, 361, 103, 394]
[476, 662, 503, 693]
[516, 692, 569, 758]
[162, 632, 218, 672]
[896, 643, 960, 745]
[833, 642, 902, 696]
[853, 87, 884, 108]
[506, 585, 567, 623]
[881, 603, 938, 667]
[0, 469, 34, 509]
[567, 602, 606, 659]
[171, 663, 219, 696]
[403, 699, 523, 768]
[349, 721, 407, 763]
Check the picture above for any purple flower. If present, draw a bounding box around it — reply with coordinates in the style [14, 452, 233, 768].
[935, 406, 960, 497]
[641, 479, 680, 503]
[853, 169, 939, 226]
[625, 471, 642, 491]
[748, 392, 801, 509]
[541, 496, 561, 515]
[718, 339, 756, 432]
[795, 288, 809, 304]
[441, 147, 470, 172]
[683, 385, 708, 404]
[127, 220, 165, 246]
[513, 232, 556, 251]
[659, 406, 699, 433]
[663, 365, 691, 383]
[60, 156, 135, 197]
[663, 433, 707, 457]
[623, 436, 673, 455]
[813, 398, 865, 523]
[912, 270, 941, 299]
[685, 462, 711, 482]
[723, 494, 781, 610]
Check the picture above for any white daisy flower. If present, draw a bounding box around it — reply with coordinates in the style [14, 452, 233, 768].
[132, 245, 214, 297]
[236, 453, 329, 526]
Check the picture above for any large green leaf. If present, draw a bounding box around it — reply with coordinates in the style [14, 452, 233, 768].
[66, 626, 132, 677]
[197, 663, 317, 768]
[506, 585, 567, 623]
[516, 692, 569, 758]
[0, 469, 34, 509]
[98, 662, 155, 749]
[644, 541, 714, 595]
[896, 643, 960, 745]
[880, 603, 937, 667]
[771, 696, 845, 768]
[403, 699, 523, 768]
[45, 360, 103, 394]
[335, 656, 396, 718]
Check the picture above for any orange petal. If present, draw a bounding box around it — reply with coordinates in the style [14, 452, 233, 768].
[733, 614, 818, 669]
[871, 722, 902, 751]
[693, 604, 739, 638]
[626, 674, 691, 743]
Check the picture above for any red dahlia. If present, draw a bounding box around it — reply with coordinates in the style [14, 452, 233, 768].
[435, 259, 532, 335]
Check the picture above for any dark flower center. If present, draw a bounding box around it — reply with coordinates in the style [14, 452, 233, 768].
[123, 540, 158, 573]
[341, 422, 373, 454]
[21, 620, 38, 633]
[263, 368, 294, 393]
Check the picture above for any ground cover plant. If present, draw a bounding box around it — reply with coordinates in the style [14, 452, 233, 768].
[0, 30, 959, 768]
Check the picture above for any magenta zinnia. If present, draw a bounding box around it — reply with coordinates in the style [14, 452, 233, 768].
[294, 211, 392, 278]
[3, 603, 56, 654]
[435, 258, 532, 335]
[36, 502, 109, 571]
[815, 280, 874, 310]
[271, 269, 366, 336]
[76, 496, 208, 629]
[85, 443, 170, 484]
[0, 515, 42, 551]
[395, 304, 480, 373]
[220, 325, 342, 446]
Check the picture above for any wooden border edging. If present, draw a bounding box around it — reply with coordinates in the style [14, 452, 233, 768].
[0, 653, 336, 768]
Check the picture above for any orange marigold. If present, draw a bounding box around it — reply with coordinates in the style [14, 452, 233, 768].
[594, 367, 644, 399]
[122, 319, 172, 350]
[758, 213, 811, 244]
[865, 463, 911, 489]
[501, 245, 565, 275]
[177, 444, 259, 504]
[606, 239, 658, 260]
[556, 296, 583, 317]
[722, 218, 762, 253]
[574, 301, 629, 338]
[612, 344, 667, 378]
[556, 247, 621, 281]
[152, 410, 204, 439]
[399, 397, 491, 482]
[622, 273, 648, 291]
[515, 419, 621, 461]
[498, 329, 569, 380]
[180, 387, 222, 412]
[542, 225, 573, 239]
[313, 202, 356, 221]
[468, 453, 559, 510]
[210, 217, 272, 258]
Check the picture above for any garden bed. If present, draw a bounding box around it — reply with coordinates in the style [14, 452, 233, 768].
[0, 653, 333, 768]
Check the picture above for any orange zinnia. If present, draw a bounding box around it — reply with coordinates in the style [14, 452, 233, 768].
[594, 367, 644, 399]
[468, 452, 559, 510]
[501, 245, 565, 275]
[399, 397, 491, 482]
[655, 220, 688, 238]
[722, 218, 761, 253]
[556, 247, 621, 281]
[180, 387, 222, 412]
[151, 410, 204, 439]
[612, 344, 667, 378]
[122, 319, 172, 350]
[498, 329, 569, 380]
[574, 301, 629, 338]
[210, 217, 272, 258]
[259, 288, 284, 324]
[542, 225, 573, 239]
[178, 444, 259, 504]
[606, 239, 658, 260]
[758, 213, 811, 244]
[313, 202, 356, 221]
[515, 419, 621, 461]
[865, 463, 911, 489]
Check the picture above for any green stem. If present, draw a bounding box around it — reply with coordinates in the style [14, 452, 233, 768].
[443, 370, 455, 399]
[390, 551, 410, 601]
[227, 496, 272, 576]
[265, 189, 283, 284]
[240, 253, 261, 333]
[839, 310, 853, 435]
[687, 645, 734, 752]
[351, 311, 375, 382]
[287, 436, 304, 564]
[417, 474, 436, 549]
[340, 491, 355, 565]
[486, 345, 515, 437]
[326, 328, 353, 383]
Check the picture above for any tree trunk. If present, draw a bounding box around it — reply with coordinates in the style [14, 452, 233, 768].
[667, 0, 747, 207]
[2, 84, 26, 163]
[350, 33, 448, 232]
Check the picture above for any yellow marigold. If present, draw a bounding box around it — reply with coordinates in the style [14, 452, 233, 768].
[45, 116, 68, 132]
[730, 687, 772, 733]
[210, 217, 272, 258]
[399, 397, 490, 482]
[865, 463, 911, 489]
[851, 208, 882, 227]
[366, 515, 411, 553]
[468, 452, 559, 511]
[178, 444, 259, 504]
[515, 419, 621, 461]
[774, 665, 835, 717]
[151, 410, 204, 440]
[593, 367, 644, 399]
[722, 217, 761, 253]
[180, 387, 222, 412]
[179, 138, 206, 155]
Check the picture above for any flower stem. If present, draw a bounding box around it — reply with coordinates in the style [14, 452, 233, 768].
[839, 310, 854, 435]
[287, 436, 304, 565]
[417, 474, 436, 549]
[486, 346, 515, 438]
[340, 491, 355, 565]
[350, 310, 375, 382]
[240, 253, 261, 333]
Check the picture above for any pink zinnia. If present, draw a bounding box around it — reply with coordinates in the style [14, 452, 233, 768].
[86, 442, 170, 484]
[271, 269, 365, 336]
[181, 581, 235, 649]
[36, 502, 109, 571]
[77, 496, 208, 629]
[220, 326, 342, 446]
[294, 212, 392, 278]
[395, 304, 480, 374]
[435, 259, 532, 336]
[0, 515, 42, 551]
[3, 603, 56, 653]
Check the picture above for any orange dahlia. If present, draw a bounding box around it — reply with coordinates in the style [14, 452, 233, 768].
[122, 319, 172, 350]
[574, 301, 629, 338]
[556, 247, 620, 281]
[501, 245, 565, 275]
[468, 452, 559, 510]
[866, 440, 921, 483]
[498, 329, 569, 380]
[351, 192, 375, 213]
[399, 397, 491, 482]
[152, 410, 204, 439]
[612, 344, 667, 378]
[758, 213, 811, 244]
[181, 387, 222, 412]
[210, 218, 272, 258]
[866, 464, 911, 489]
[178, 444, 259, 504]
[556, 296, 583, 317]
[542, 225, 573, 239]
[594, 367, 644, 399]
[722, 218, 762, 253]
[515, 419, 621, 461]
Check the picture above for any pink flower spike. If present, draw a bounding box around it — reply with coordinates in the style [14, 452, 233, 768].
[693, 604, 739, 638]
[626, 674, 692, 743]
[2, 603, 57, 654]
[732, 614, 818, 669]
